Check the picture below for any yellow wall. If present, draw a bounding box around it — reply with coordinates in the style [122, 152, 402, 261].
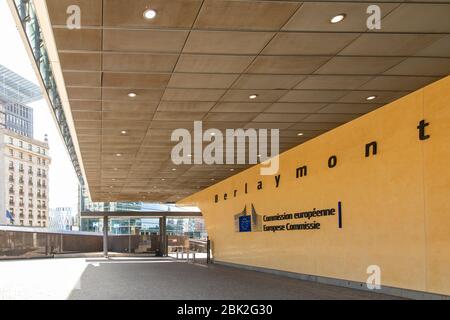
[180, 76, 450, 296]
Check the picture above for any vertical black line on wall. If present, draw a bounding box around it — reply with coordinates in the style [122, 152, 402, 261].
[338, 202, 343, 229]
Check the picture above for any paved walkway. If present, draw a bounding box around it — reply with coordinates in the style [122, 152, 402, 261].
[0, 257, 399, 300]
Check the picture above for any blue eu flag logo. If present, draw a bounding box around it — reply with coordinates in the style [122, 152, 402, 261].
[239, 216, 252, 233]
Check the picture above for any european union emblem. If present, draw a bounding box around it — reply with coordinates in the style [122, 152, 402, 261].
[239, 216, 252, 233]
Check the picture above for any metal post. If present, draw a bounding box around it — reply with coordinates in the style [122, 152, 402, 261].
[207, 237, 211, 264]
[103, 216, 109, 258]
[159, 217, 167, 256]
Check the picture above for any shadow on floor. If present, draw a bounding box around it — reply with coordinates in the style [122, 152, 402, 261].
[69, 258, 401, 300]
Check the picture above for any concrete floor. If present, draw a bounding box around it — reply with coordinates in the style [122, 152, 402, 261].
[0, 257, 400, 300]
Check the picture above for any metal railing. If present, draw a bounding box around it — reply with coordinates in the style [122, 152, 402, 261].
[171, 239, 211, 264]
[0, 226, 103, 259]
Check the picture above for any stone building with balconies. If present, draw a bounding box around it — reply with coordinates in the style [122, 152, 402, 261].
[0, 128, 51, 227]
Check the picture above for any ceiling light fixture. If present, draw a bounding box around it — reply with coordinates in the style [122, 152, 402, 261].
[249, 94, 258, 100]
[116, 153, 122, 157]
[121, 130, 127, 135]
[143, 9, 157, 20]
[330, 14, 346, 24]
[297, 133, 304, 136]
[366, 95, 377, 101]
[128, 92, 137, 98]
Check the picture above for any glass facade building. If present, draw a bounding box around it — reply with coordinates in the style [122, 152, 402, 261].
[4, 103, 33, 138]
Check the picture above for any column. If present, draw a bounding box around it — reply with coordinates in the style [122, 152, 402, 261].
[103, 215, 109, 258]
[159, 216, 167, 256]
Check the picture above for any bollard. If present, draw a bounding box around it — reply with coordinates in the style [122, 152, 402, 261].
[193, 252, 196, 264]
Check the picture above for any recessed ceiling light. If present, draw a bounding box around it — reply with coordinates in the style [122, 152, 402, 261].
[211, 132, 216, 136]
[128, 92, 137, 98]
[230, 169, 235, 172]
[116, 153, 122, 157]
[330, 14, 346, 24]
[161, 178, 166, 181]
[112, 179, 116, 181]
[114, 168, 118, 171]
[172, 168, 177, 171]
[297, 133, 304, 136]
[249, 94, 258, 100]
[143, 9, 157, 20]
[366, 95, 377, 101]
[121, 130, 127, 135]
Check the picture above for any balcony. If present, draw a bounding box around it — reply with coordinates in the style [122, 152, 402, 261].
[19, 202, 25, 207]
[28, 170, 33, 175]
[9, 200, 15, 206]
[42, 215, 47, 220]
[37, 193, 42, 198]
[37, 205, 42, 209]
[29, 179, 33, 185]
[20, 214, 25, 219]
[19, 190, 24, 196]
[9, 165, 14, 171]
[9, 177, 14, 182]
[37, 172, 42, 177]
[37, 183, 42, 188]
[42, 205, 47, 210]
[19, 179, 24, 184]
[19, 168, 24, 173]
[43, 173, 47, 178]
[28, 203, 33, 208]
[28, 192, 33, 197]
[9, 188, 15, 194]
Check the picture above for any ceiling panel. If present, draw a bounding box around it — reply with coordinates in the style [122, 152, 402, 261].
[194, 0, 300, 31]
[183, 31, 275, 54]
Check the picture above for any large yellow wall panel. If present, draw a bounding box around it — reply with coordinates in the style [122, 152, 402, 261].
[181, 77, 450, 296]
[423, 79, 450, 295]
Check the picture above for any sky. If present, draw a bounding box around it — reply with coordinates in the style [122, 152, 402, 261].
[0, 0, 79, 212]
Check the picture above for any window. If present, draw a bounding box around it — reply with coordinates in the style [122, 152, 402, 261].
[19, 152, 23, 159]
[19, 141, 23, 148]
[29, 155, 32, 162]
[9, 149, 13, 156]
[29, 221, 33, 226]
[9, 137, 13, 144]
[28, 144, 32, 151]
